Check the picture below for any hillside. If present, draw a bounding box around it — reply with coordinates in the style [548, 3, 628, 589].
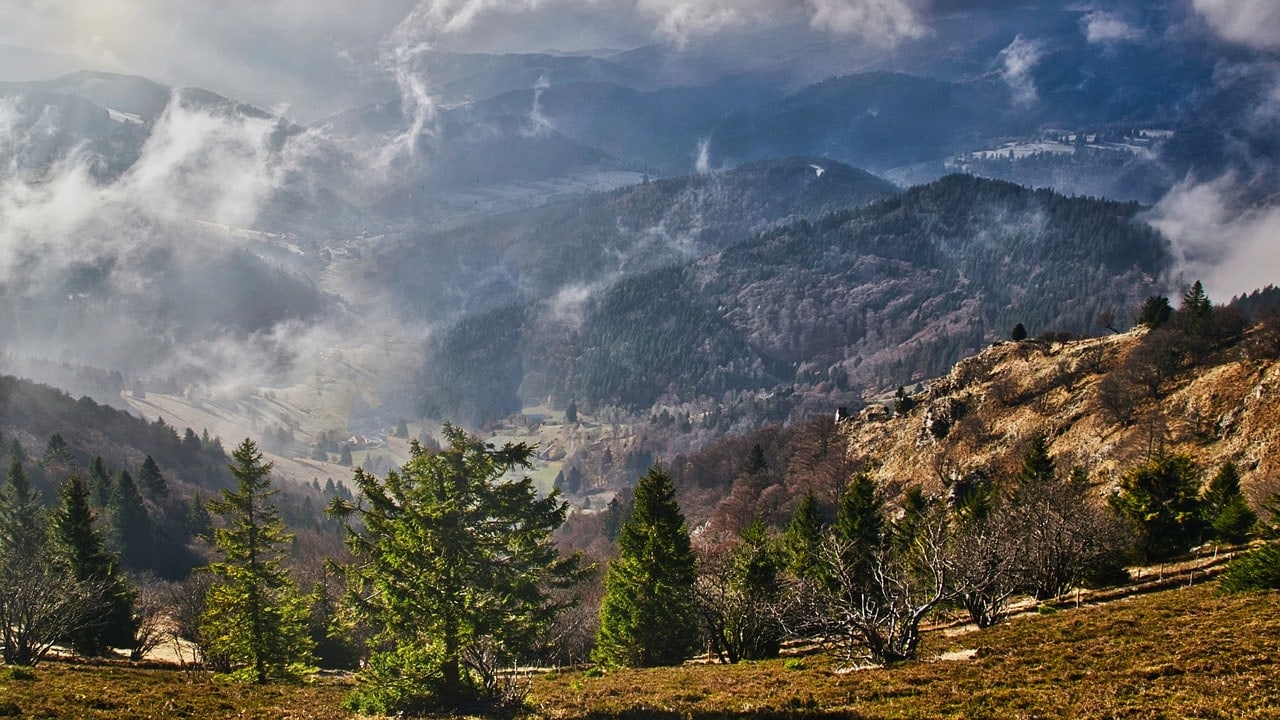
[838, 320, 1280, 501]
[421, 174, 1170, 425]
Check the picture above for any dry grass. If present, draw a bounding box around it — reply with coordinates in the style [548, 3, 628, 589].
[530, 584, 1280, 720]
[0, 663, 352, 720]
[0, 584, 1275, 718]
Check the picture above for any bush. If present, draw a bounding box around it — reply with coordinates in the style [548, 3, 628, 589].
[1219, 543, 1280, 594]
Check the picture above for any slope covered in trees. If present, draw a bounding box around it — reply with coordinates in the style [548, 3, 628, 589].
[422, 174, 1170, 423]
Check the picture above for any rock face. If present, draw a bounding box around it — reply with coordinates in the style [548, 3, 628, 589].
[841, 327, 1280, 499]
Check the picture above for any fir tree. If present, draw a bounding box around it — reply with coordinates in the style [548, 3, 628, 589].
[1202, 462, 1256, 544]
[107, 471, 152, 571]
[51, 475, 137, 656]
[201, 439, 312, 683]
[1137, 295, 1173, 329]
[332, 424, 582, 712]
[833, 473, 885, 587]
[42, 433, 72, 467]
[138, 455, 169, 497]
[782, 490, 825, 581]
[1111, 453, 1205, 563]
[0, 461, 44, 560]
[594, 465, 699, 668]
[88, 456, 113, 507]
[1010, 323, 1028, 341]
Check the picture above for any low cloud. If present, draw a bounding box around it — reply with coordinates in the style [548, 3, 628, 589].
[999, 35, 1042, 106]
[1145, 175, 1280, 300]
[1082, 10, 1142, 45]
[1193, 0, 1280, 53]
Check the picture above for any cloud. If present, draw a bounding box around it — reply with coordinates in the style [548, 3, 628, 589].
[998, 34, 1042, 106]
[1145, 175, 1280, 299]
[1193, 0, 1280, 52]
[1081, 10, 1142, 44]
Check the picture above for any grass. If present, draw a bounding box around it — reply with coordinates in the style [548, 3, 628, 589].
[0, 584, 1276, 718]
[530, 584, 1280, 719]
[0, 664, 351, 720]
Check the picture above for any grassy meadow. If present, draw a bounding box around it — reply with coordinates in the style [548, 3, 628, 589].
[0, 583, 1276, 719]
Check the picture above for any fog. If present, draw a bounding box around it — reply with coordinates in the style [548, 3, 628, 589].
[0, 0, 1275, 434]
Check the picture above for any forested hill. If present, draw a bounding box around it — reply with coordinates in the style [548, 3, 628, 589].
[420, 174, 1170, 424]
[376, 157, 897, 320]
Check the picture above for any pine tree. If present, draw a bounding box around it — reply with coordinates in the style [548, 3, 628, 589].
[332, 425, 582, 712]
[833, 472, 884, 586]
[88, 456, 112, 506]
[51, 475, 137, 656]
[0, 461, 44, 560]
[782, 490, 825, 581]
[1137, 295, 1173, 329]
[201, 439, 311, 683]
[1016, 433, 1055, 487]
[339, 445, 352, 466]
[1111, 453, 1205, 563]
[565, 399, 578, 424]
[107, 471, 152, 571]
[137, 455, 169, 497]
[594, 465, 699, 668]
[1202, 462, 1256, 544]
[1010, 323, 1028, 341]
[42, 433, 72, 467]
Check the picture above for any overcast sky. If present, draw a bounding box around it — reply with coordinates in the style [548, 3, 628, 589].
[0, 0, 1275, 122]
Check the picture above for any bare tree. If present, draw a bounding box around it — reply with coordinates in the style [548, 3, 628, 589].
[789, 502, 957, 665]
[0, 550, 110, 665]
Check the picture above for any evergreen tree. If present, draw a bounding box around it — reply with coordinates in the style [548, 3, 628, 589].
[339, 445, 352, 466]
[0, 461, 44, 560]
[1016, 433, 1055, 486]
[107, 471, 152, 571]
[565, 399, 578, 424]
[51, 475, 137, 656]
[332, 425, 582, 712]
[201, 439, 311, 683]
[1137, 295, 1173, 329]
[1202, 462, 1256, 544]
[138, 455, 169, 497]
[1110, 453, 1205, 562]
[744, 443, 768, 474]
[833, 473, 884, 587]
[698, 519, 784, 663]
[594, 465, 699, 668]
[88, 456, 112, 507]
[782, 490, 825, 582]
[42, 433, 72, 467]
[1010, 323, 1028, 341]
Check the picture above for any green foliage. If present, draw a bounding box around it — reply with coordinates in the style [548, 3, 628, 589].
[107, 471, 152, 571]
[201, 439, 312, 683]
[1219, 542, 1280, 593]
[1137, 295, 1173, 328]
[137, 455, 168, 497]
[782, 491, 825, 581]
[88, 457, 112, 507]
[595, 465, 699, 668]
[1016, 433, 1056, 487]
[1202, 462, 1256, 544]
[50, 476, 137, 656]
[1010, 323, 1027, 341]
[333, 424, 582, 711]
[697, 520, 784, 663]
[833, 473, 884, 585]
[1110, 454, 1205, 563]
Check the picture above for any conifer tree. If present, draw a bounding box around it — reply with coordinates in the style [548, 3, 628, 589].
[201, 439, 311, 683]
[88, 456, 112, 506]
[1111, 453, 1204, 562]
[42, 433, 72, 467]
[1202, 462, 1256, 544]
[0, 461, 44, 560]
[783, 490, 825, 582]
[594, 465, 699, 668]
[332, 425, 581, 712]
[138, 455, 169, 497]
[51, 475, 137, 656]
[108, 471, 152, 571]
[833, 472, 885, 586]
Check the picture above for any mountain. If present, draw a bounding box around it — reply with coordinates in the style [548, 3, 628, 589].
[377, 156, 897, 321]
[419, 174, 1170, 424]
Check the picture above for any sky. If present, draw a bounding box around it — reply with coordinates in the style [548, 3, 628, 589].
[0, 0, 1070, 122]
